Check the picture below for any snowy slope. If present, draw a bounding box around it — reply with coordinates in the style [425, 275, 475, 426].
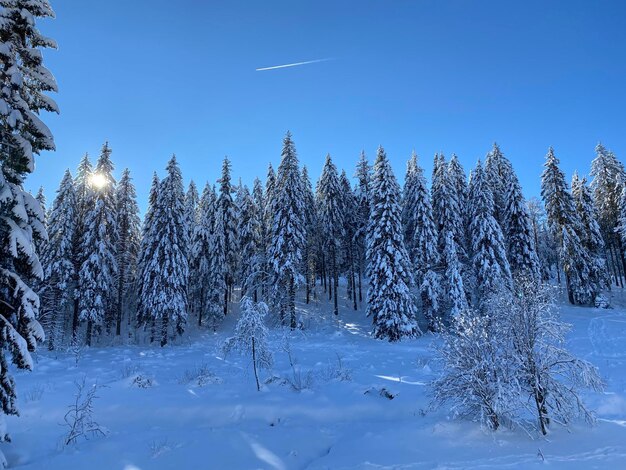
[5, 291, 626, 469]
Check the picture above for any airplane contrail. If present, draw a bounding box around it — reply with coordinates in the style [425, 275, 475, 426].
[256, 58, 332, 71]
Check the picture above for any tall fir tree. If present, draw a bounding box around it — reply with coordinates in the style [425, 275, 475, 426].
[41, 170, 76, 350]
[238, 184, 263, 301]
[268, 132, 306, 328]
[590, 143, 626, 286]
[402, 152, 420, 256]
[78, 142, 118, 345]
[114, 168, 140, 336]
[484, 143, 514, 230]
[217, 156, 238, 315]
[184, 180, 199, 314]
[207, 185, 227, 328]
[541, 147, 596, 305]
[0, 0, 57, 454]
[340, 169, 359, 310]
[366, 146, 419, 341]
[301, 166, 318, 304]
[468, 160, 512, 307]
[504, 171, 541, 280]
[410, 158, 441, 330]
[353, 151, 371, 304]
[572, 172, 608, 302]
[316, 154, 344, 315]
[150, 156, 189, 346]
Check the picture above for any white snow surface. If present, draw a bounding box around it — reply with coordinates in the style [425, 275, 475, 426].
[5, 289, 626, 469]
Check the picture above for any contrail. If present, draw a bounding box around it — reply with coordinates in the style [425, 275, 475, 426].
[256, 58, 332, 71]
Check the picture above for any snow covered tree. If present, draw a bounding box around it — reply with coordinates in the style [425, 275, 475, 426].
[572, 173, 608, 302]
[223, 296, 272, 391]
[207, 187, 227, 328]
[301, 166, 318, 304]
[494, 278, 603, 435]
[440, 230, 467, 324]
[114, 168, 140, 336]
[484, 143, 514, 230]
[184, 181, 199, 254]
[268, 132, 306, 328]
[447, 154, 469, 252]
[590, 143, 626, 286]
[468, 160, 512, 307]
[150, 156, 189, 346]
[504, 172, 541, 281]
[136, 172, 160, 336]
[252, 178, 269, 301]
[217, 157, 238, 315]
[340, 169, 359, 310]
[41, 169, 76, 349]
[78, 142, 118, 345]
[432, 305, 519, 431]
[541, 148, 597, 305]
[0, 1, 56, 452]
[238, 184, 263, 301]
[190, 183, 215, 327]
[401, 152, 420, 255]
[353, 151, 371, 304]
[366, 146, 419, 341]
[408, 156, 440, 329]
[316, 154, 344, 315]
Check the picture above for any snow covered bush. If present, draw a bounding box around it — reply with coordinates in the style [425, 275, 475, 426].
[431, 307, 520, 430]
[223, 296, 273, 391]
[432, 278, 604, 435]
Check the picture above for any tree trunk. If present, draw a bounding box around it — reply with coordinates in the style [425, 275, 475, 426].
[72, 297, 80, 342]
[160, 314, 169, 347]
[252, 336, 260, 391]
[289, 276, 296, 329]
[85, 320, 93, 347]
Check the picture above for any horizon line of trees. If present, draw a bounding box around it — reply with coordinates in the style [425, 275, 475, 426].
[35, 135, 626, 347]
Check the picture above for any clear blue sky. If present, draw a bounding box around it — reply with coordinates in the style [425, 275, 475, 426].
[27, 0, 626, 212]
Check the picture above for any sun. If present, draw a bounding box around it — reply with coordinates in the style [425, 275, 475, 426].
[89, 172, 108, 189]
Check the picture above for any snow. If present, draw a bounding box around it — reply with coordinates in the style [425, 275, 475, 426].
[5, 289, 626, 469]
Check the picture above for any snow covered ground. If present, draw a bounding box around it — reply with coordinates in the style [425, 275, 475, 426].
[5, 290, 626, 469]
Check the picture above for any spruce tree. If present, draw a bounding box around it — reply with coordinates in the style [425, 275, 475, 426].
[136, 172, 160, 335]
[217, 157, 237, 315]
[572, 173, 608, 302]
[41, 170, 76, 350]
[340, 169, 358, 310]
[410, 158, 441, 330]
[316, 154, 344, 315]
[268, 132, 306, 328]
[207, 186, 226, 327]
[151, 156, 189, 346]
[114, 168, 140, 336]
[353, 151, 371, 304]
[504, 172, 541, 280]
[402, 152, 419, 255]
[541, 147, 596, 305]
[238, 184, 263, 301]
[191, 183, 215, 326]
[0, 3, 57, 447]
[252, 177, 269, 301]
[590, 143, 626, 285]
[78, 142, 118, 345]
[366, 146, 419, 341]
[468, 160, 512, 307]
[484, 143, 514, 230]
[301, 167, 318, 304]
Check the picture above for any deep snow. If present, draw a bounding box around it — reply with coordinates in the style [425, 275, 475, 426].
[5, 289, 626, 469]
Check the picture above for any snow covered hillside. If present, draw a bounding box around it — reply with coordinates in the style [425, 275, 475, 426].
[6, 292, 626, 469]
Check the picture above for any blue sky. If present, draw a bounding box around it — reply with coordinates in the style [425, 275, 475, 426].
[27, 0, 626, 211]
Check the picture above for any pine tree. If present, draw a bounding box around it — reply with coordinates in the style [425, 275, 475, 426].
[468, 160, 512, 307]
[353, 151, 371, 304]
[268, 132, 306, 328]
[252, 178, 269, 301]
[183, 180, 199, 314]
[340, 169, 358, 311]
[572, 173, 608, 302]
[207, 185, 226, 327]
[301, 166, 318, 304]
[191, 183, 215, 326]
[136, 172, 160, 336]
[402, 152, 419, 255]
[316, 154, 344, 315]
[150, 156, 189, 346]
[541, 147, 596, 305]
[0, 3, 57, 445]
[78, 142, 118, 345]
[590, 143, 626, 286]
[484, 143, 514, 230]
[238, 184, 263, 301]
[410, 158, 441, 330]
[70, 154, 92, 340]
[41, 170, 76, 349]
[366, 146, 419, 341]
[262, 164, 276, 301]
[504, 172, 541, 280]
[447, 154, 469, 250]
[114, 168, 140, 336]
[217, 156, 237, 315]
